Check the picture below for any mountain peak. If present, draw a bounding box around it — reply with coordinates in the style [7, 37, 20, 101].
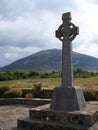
[0, 49, 98, 71]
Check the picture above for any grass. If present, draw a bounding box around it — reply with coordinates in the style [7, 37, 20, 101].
[74, 77, 98, 89]
[0, 77, 98, 89]
[0, 78, 61, 89]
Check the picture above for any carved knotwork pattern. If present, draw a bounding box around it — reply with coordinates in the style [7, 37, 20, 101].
[56, 22, 79, 42]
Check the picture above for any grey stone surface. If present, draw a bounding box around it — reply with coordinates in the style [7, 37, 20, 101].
[51, 12, 86, 111]
[0, 99, 51, 130]
[0, 105, 31, 130]
[50, 86, 86, 111]
[18, 102, 98, 130]
[55, 12, 79, 87]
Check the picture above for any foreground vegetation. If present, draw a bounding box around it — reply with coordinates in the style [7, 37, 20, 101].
[0, 77, 98, 89]
[0, 69, 98, 89]
[0, 69, 98, 100]
[0, 78, 98, 101]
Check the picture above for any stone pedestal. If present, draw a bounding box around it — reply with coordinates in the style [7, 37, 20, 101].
[51, 86, 86, 111]
[18, 102, 98, 130]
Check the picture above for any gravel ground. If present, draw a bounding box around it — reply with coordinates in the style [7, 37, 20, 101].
[0, 105, 33, 130]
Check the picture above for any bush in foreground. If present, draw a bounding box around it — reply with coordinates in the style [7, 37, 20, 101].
[0, 86, 10, 97]
[83, 88, 96, 101]
[2, 88, 23, 98]
[25, 93, 33, 98]
[33, 82, 42, 98]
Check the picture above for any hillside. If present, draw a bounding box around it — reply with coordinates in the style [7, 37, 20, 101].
[0, 49, 98, 71]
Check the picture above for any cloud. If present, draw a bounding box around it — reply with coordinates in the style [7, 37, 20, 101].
[0, 0, 98, 67]
[72, 0, 98, 57]
[0, 0, 36, 19]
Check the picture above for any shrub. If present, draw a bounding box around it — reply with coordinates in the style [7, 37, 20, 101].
[33, 82, 42, 91]
[95, 90, 98, 101]
[0, 86, 10, 97]
[2, 88, 22, 98]
[25, 93, 33, 98]
[83, 88, 96, 101]
[33, 82, 42, 98]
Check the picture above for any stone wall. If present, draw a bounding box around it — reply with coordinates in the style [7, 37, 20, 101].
[22, 88, 53, 99]
[22, 88, 98, 101]
[0, 98, 51, 106]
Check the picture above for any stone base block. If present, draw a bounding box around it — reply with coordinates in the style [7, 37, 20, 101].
[18, 102, 98, 130]
[51, 86, 86, 111]
[18, 118, 87, 130]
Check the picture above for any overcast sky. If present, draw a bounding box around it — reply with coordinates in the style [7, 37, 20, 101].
[0, 0, 98, 67]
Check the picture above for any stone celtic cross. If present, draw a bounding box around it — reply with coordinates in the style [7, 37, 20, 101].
[56, 12, 79, 87]
[51, 12, 85, 111]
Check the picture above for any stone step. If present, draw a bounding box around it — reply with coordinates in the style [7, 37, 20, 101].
[29, 108, 97, 127]
[18, 118, 89, 130]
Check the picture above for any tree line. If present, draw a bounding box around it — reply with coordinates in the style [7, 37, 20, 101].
[0, 69, 98, 81]
[0, 71, 39, 81]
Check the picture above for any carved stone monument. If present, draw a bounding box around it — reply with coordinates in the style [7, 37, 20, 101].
[51, 12, 86, 111]
[17, 12, 98, 130]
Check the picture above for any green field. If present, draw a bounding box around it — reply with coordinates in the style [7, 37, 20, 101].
[0, 77, 98, 89]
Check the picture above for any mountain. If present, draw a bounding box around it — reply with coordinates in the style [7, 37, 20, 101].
[0, 49, 98, 71]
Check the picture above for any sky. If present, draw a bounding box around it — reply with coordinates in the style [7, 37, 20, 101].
[0, 0, 98, 67]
